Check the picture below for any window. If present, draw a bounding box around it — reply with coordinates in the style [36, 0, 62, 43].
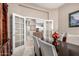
[12, 13, 26, 51]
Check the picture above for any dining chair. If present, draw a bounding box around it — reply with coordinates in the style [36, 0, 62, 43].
[38, 39, 58, 56]
[32, 35, 40, 56]
[59, 33, 67, 42]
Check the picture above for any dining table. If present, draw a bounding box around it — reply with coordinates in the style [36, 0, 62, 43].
[55, 41, 79, 56]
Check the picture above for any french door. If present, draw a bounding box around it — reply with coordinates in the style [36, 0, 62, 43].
[12, 13, 26, 51]
[26, 18, 37, 41]
[44, 20, 53, 42]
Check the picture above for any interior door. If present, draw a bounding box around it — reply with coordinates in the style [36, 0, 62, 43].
[44, 20, 53, 42]
[26, 18, 36, 40]
[12, 13, 26, 51]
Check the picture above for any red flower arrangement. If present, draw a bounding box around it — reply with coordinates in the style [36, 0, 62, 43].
[52, 32, 60, 46]
[52, 32, 60, 39]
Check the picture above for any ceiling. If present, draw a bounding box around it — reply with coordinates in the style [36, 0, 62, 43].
[28, 3, 64, 9]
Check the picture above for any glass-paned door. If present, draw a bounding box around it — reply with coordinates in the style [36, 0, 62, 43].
[26, 18, 36, 40]
[44, 20, 53, 42]
[12, 13, 26, 51]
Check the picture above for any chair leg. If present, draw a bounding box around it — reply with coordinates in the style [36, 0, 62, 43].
[39, 48, 42, 56]
[35, 53, 37, 56]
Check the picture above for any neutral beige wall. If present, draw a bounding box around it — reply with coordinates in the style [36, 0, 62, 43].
[8, 3, 48, 19]
[58, 3, 79, 35]
[49, 9, 59, 31]
[8, 3, 49, 38]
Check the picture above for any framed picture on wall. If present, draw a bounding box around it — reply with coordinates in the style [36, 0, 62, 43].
[69, 10, 79, 27]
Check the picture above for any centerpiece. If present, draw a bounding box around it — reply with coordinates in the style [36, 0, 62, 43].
[52, 32, 60, 46]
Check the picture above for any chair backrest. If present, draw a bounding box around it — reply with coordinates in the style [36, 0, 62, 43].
[59, 33, 67, 41]
[33, 35, 40, 56]
[38, 39, 58, 56]
[59, 33, 64, 41]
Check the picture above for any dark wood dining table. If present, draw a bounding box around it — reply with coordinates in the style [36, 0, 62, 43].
[56, 41, 79, 56]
